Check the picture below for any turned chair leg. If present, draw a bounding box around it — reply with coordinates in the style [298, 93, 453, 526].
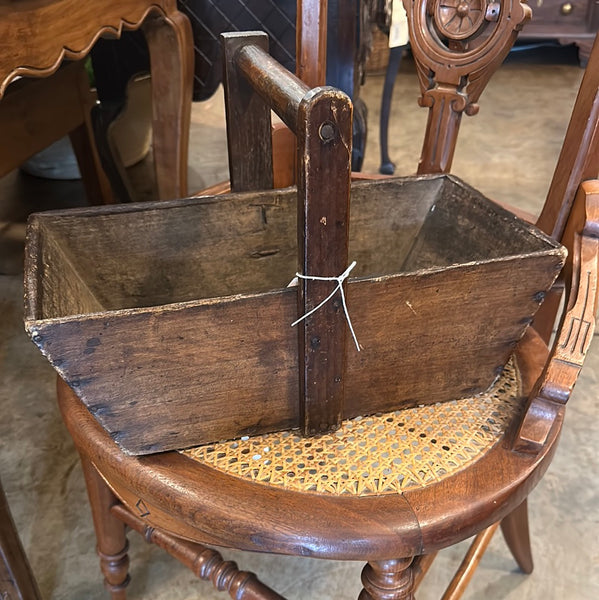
[359, 557, 415, 600]
[500, 498, 534, 574]
[80, 455, 130, 599]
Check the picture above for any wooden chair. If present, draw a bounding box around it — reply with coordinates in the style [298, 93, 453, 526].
[39, 7, 599, 597]
[22, 3, 599, 600]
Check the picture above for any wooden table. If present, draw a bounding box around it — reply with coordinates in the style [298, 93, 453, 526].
[0, 2, 192, 597]
[0, 0, 193, 200]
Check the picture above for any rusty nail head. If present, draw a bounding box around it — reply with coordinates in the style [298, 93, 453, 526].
[319, 121, 336, 142]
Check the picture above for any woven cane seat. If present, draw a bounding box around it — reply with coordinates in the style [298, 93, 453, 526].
[182, 360, 522, 497]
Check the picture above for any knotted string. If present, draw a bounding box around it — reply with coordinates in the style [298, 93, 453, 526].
[291, 260, 361, 351]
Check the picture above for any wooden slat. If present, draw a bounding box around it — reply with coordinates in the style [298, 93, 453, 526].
[296, 0, 328, 88]
[413, 552, 437, 591]
[29, 251, 561, 454]
[234, 39, 310, 132]
[222, 32, 274, 192]
[441, 523, 499, 600]
[536, 34, 599, 239]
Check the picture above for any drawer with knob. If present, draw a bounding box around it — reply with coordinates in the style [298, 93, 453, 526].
[520, 0, 598, 63]
[526, 0, 588, 31]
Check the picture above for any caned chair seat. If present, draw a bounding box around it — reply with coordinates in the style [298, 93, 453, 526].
[182, 361, 521, 497]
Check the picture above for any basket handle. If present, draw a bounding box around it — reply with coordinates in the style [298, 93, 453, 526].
[222, 32, 353, 435]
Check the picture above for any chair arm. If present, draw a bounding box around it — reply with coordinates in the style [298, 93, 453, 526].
[514, 180, 599, 453]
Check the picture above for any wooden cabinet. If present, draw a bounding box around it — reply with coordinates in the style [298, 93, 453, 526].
[521, 0, 599, 63]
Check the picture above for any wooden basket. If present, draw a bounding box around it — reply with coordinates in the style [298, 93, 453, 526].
[24, 34, 565, 455]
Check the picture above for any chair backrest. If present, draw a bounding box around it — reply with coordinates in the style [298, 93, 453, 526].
[403, 0, 532, 174]
[512, 33, 599, 451]
[536, 36, 599, 240]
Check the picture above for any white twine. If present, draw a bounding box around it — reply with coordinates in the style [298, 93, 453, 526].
[291, 260, 361, 352]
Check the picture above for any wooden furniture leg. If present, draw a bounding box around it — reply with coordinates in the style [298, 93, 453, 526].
[0, 477, 42, 600]
[90, 100, 137, 203]
[142, 9, 194, 200]
[359, 557, 415, 600]
[111, 504, 286, 599]
[69, 119, 115, 205]
[79, 455, 130, 600]
[296, 0, 328, 88]
[412, 553, 437, 591]
[441, 523, 499, 600]
[500, 499, 534, 574]
[0, 60, 112, 205]
[67, 60, 114, 205]
[379, 45, 405, 175]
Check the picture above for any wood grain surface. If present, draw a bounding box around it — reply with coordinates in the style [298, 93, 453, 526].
[26, 176, 564, 454]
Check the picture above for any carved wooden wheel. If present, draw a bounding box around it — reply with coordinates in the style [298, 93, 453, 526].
[425, 0, 505, 53]
[435, 0, 486, 41]
[404, 0, 531, 90]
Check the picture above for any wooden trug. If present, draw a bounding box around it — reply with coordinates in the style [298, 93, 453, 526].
[24, 35, 565, 455]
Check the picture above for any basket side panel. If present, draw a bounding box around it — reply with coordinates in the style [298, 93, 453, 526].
[26, 219, 105, 321]
[344, 252, 564, 415]
[30, 249, 563, 454]
[32, 290, 299, 454]
[402, 179, 559, 272]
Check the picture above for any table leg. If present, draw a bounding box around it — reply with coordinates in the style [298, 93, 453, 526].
[143, 9, 193, 200]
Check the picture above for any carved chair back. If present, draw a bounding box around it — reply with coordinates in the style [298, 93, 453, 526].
[402, 0, 532, 174]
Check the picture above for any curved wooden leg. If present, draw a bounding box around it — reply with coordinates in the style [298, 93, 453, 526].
[379, 45, 405, 175]
[358, 557, 415, 600]
[142, 8, 193, 200]
[441, 523, 499, 600]
[500, 498, 534, 574]
[79, 455, 130, 599]
[89, 100, 136, 204]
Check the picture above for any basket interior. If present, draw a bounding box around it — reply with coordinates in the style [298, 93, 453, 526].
[32, 175, 557, 320]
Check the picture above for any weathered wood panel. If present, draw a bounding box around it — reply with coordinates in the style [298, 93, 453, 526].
[25, 175, 565, 454]
[28, 248, 562, 455]
[27, 178, 444, 313]
[222, 33, 274, 193]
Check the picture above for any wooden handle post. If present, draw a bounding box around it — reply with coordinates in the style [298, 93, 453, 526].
[221, 32, 353, 435]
